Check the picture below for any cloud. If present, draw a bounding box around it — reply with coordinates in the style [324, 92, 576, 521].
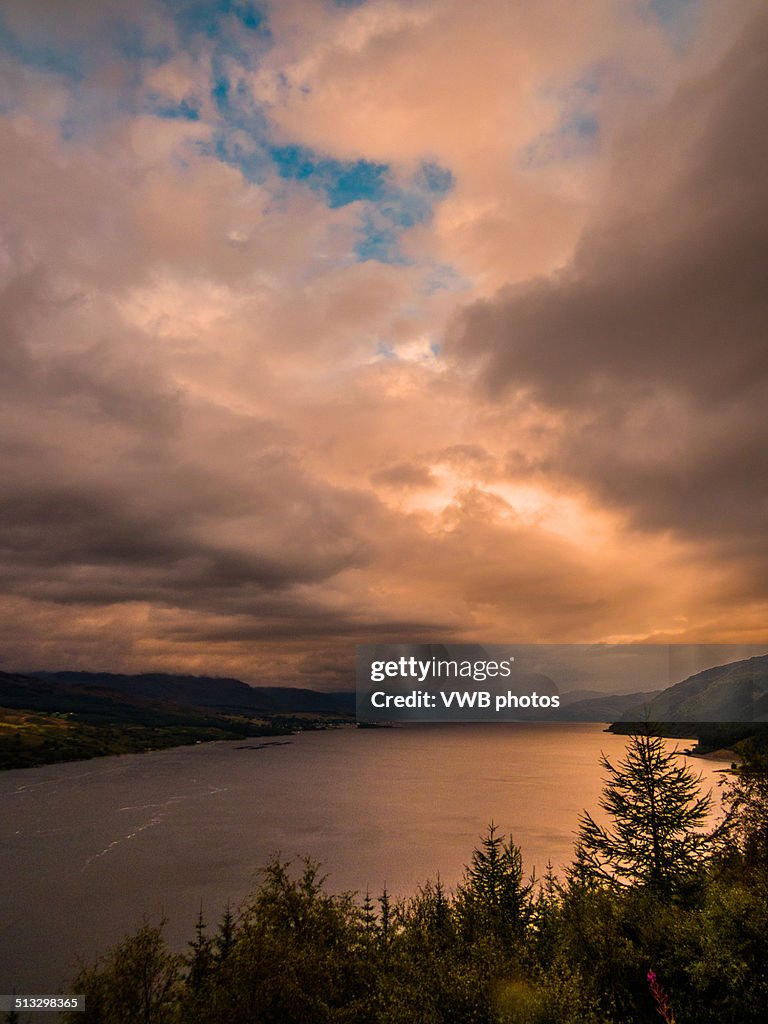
[371, 462, 436, 489]
[449, 13, 768, 587]
[258, 0, 723, 291]
[0, 0, 765, 682]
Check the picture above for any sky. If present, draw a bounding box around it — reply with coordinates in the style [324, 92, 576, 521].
[0, 0, 766, 688]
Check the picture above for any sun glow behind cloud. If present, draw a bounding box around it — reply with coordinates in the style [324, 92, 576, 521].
[0, 0, 766, 684]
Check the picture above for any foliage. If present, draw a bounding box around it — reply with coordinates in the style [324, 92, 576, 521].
[457, 823, 532, 946]
[575, 732, 712, 892]
[68, 922, 182, 1024]
[717, 746, 768, 868]
[0, 706, 289, 771]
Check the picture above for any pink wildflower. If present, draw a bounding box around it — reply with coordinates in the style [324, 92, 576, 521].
[647, 968, 676, 1024]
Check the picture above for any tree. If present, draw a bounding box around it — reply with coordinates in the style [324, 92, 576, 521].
[361, 888, 377, 935]
[718, 747, 768, 868]
[458, 822, 531, 941]
[407, 876, 454, 950]
[575, 733, 712, 892]
[214, 902, 235, 963]
[186, 905, 213, 994]
[224, 856, 362, 1023]
[378, 886, 392, 943]
[64, 921, 182, 1024]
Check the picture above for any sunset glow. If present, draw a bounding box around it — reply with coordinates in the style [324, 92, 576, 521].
[1, 0, 766, 685]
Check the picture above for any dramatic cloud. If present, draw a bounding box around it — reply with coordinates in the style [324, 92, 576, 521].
[0, 0, 765, 682]
[450, 12, 768, 571]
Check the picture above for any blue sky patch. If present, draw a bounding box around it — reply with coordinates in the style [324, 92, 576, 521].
[149, 97, 201, 121]
[164, 0, 269, 39]
[267, 148, 455, 263]
[111, 19, 173, 64]
[269, 147, 453, 214]
[271, 145, 390, 207]
[212, 73, 231, 112]
[420, 161, 454, 196]
[356, 216, 404, 265]
[0, 15, 84, 80]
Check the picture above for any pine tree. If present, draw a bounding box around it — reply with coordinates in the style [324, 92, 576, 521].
[459, 822, 531, 940]
[214, 903, 235, 963]
[186, 905, 213, 993]
[378, 887, 392, 943]
[361, 888, 377, 934]
[431, 876, 451, 937]
[575, 732, 712, 892]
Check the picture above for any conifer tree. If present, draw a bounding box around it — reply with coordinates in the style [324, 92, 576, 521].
[361, 888, 377, 934]
[378, 887, 392, 943]
[575, 732, 712, 892]
[459, 822, 531, 940]
[214, 903, 235, 963]
[431, 876, 451, 936]
[186, 905, 213, 993]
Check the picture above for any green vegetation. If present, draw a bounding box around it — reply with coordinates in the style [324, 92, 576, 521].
[608, 720, 768, 757]
[59, 734, 768, 1024]
[606, 653, 768, 756]
[0, 707, 291, 770]
[0, 670, 354, 770]
[574, 734, 712, 892]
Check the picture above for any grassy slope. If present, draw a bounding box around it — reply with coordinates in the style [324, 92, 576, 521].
[0, 671, 315, 770]
[0, 705, 294, 770]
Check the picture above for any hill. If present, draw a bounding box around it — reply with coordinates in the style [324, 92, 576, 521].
[34, 671, 356, 716]
[556, 690, 662, 721]
[608, 654, 768, 754]
[0, 670, 354, 770]
[621, 654, 768, 722]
